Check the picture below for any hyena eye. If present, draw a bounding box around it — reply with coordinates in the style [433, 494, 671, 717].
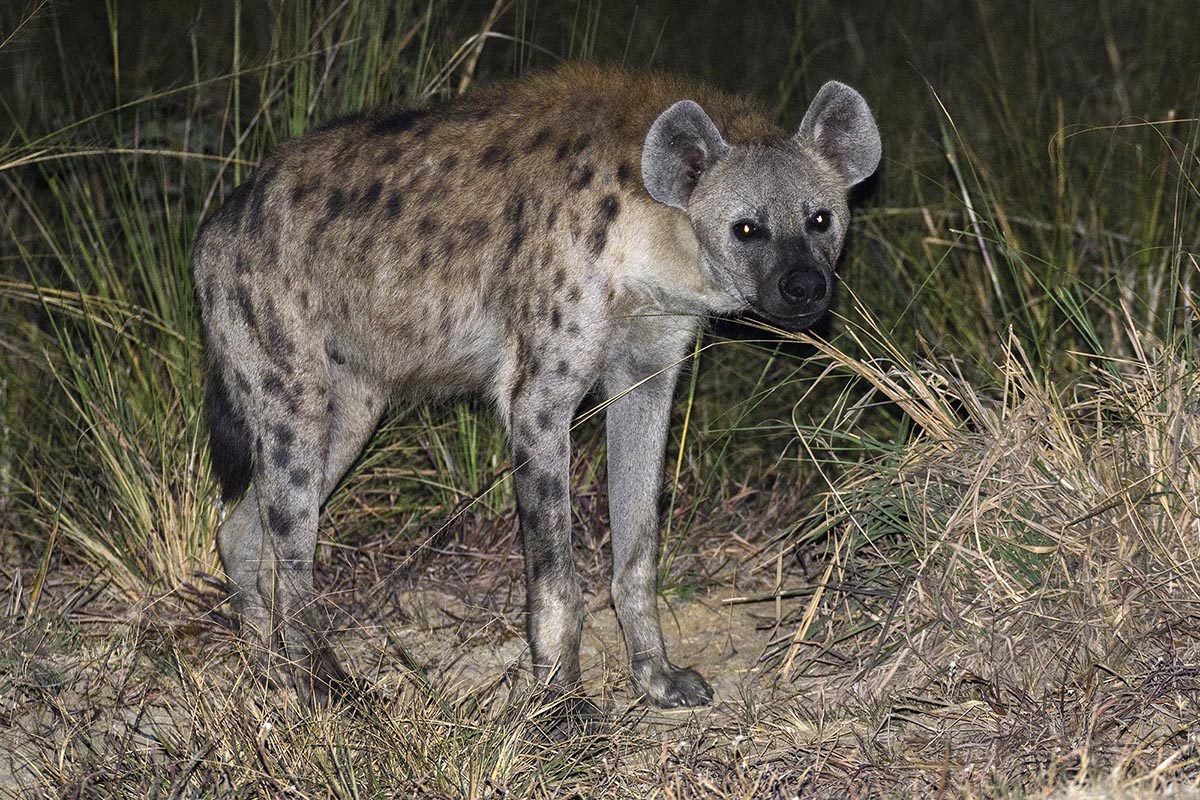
[732, 220, 767, 241]
[808, 209, 832, 232]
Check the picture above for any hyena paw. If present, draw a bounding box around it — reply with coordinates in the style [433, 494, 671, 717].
[636, 663, 713, 708]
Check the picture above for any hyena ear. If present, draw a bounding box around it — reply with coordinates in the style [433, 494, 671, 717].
[796, 81, 881, 187]
[642, 100, 729, 210]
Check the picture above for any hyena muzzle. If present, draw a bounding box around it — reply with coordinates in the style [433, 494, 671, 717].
[194, 64, 880, 709]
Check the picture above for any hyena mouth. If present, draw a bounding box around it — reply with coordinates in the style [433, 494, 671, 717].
[756, 306, 828, 333]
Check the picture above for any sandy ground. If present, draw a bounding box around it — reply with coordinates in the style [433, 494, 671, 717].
[356, 583, 774, 710]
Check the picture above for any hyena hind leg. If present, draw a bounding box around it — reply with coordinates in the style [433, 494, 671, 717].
[259, 364, 386, 704]
[216, 490, 272, 652]
[219, 360, 385, 703]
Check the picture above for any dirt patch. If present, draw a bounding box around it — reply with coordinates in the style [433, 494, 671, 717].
[346, 583, 776, 710]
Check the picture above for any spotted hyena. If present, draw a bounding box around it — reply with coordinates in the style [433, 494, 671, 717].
[194, 63, 880, 709]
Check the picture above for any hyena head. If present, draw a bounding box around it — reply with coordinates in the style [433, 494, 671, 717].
[642, 81, 881, 331]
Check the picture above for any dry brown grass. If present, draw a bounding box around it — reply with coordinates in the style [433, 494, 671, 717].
[754, 321, 1200, 796]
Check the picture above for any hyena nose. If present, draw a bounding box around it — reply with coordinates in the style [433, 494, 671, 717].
[778, 269, 828, 307]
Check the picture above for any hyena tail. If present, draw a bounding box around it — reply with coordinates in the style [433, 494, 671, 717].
[204, 356, 253, 502]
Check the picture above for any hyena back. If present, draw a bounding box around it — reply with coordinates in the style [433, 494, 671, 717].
[194, 63, 880, 708]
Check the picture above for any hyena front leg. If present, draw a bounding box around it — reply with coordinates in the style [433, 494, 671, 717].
[511, 383, 586, 691]
[603, 332, 713, 708]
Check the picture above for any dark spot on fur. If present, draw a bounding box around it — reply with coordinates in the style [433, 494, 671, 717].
[587, 193, 620, 258]
[439, 234, 460, 261]
[616, 161, 634, 187]
[289, 468, 311, 488]
[260, 296, 296, 362]
[514, 447, 531, 467]
[520, 505, 543, 535]
[262, 372, 301, 414]
[546, 206, 559, 230]
[554, 139, 571, 162]
[464, 218, 489, 245]
[568, 164, 595, 192]
[202, 282, 214, 308]
[500, 194, 527, 272]
[385, 191, 404, 220]
[325, 188, 346, 223]
[419, 215, 439, 237]
[571, 133, 592, 155]
[267, 505, 294, 537]
[300, 290, 311, 311]
[371, 108, 425, 135]
[290, 181, 310, 205]
[536, 410, 552, 430]
[598, 193, 620, 222]
[567, 322, 580, 336]
[262, 372, 283, 395]
[536, 472, 565, 503]
[526, 126, 553, 153]
[326, 343, 345, 365]
[268, 423, 295, 469]
[479, 145, 511, 168]
[588, 228, 608, 258]
[234, 285, 256, 326]
[234, 371, 251, 394]
[549, 307, 561, 330]
[440, 153, 458, 172]
[567, 284, 581, 303]
[556, 360, 570, 376]
[528, 357, 540, 378]
[417, 249, 432, 273]
[553, 268, 567, 290]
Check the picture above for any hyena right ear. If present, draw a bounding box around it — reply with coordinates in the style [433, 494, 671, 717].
[642, 100, 729, 210]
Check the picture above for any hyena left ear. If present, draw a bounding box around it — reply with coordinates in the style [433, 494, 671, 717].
[797, 81, 881, 187]
[642, 100, 729, 210]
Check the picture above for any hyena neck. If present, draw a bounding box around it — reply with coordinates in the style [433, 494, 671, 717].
[603, 200, 743, 320]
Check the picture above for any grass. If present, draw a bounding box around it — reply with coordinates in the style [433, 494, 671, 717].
[2, 0, 1199, 796]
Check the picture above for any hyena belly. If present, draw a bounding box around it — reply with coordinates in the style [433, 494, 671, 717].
[195, 63, 880, 709]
